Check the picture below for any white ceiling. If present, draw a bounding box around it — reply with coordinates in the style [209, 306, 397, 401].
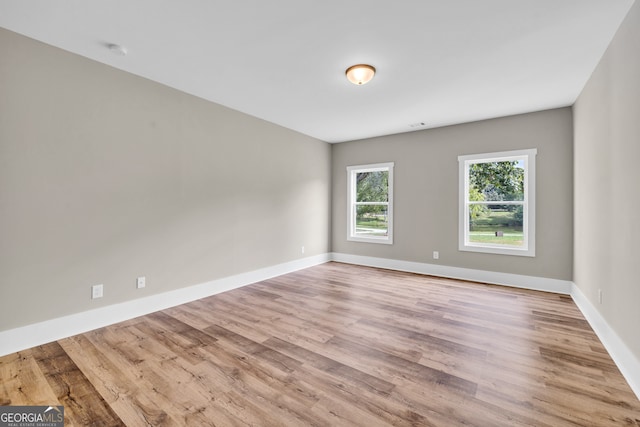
[0, 0, 634, 143]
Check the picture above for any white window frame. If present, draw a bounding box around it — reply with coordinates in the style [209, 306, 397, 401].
[347, 162, 394, 244]
[458, 149, 536, 257]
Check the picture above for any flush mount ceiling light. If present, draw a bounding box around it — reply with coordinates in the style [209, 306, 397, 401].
[345, 64, 376, 85]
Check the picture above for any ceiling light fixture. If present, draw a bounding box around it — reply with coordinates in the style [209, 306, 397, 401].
[345, 64, 376, 85]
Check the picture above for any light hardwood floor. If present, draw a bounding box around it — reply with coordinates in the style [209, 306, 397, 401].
[1, 262, 639, 426]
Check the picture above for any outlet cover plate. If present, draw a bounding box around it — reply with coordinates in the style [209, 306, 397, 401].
[92, 284, 104, 299]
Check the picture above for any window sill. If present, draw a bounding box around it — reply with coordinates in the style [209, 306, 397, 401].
[348, 236, 393, 245]
[459, 243, 535, 257]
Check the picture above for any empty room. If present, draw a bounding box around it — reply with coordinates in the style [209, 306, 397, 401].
[1, 1, 639, 426]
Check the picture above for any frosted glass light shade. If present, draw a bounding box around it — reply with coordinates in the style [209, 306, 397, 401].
[345, 64, 376, 85]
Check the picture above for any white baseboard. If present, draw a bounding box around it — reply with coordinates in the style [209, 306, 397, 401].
[330, 252, 573, 294]
[0, 254, 331, 357]
[571, 284, 640, 400]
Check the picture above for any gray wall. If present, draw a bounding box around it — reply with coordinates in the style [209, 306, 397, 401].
[332, 108, 573, 281]
[0, 28, 331, 331]
[573, 1, 640, 359]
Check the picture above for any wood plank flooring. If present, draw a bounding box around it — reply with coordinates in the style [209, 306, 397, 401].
[1, 262, 639, 426]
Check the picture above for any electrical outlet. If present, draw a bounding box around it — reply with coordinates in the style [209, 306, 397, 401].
[433, 251, 439, 260]
[301, 246, 305, 254]
[598, 289, 603, 304]
[92, 284, 104, 299]
[137, 276, 146, 289]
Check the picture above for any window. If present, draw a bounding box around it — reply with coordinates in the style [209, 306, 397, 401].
[458, 149, 536, 256]
[347, 162, 394, 244]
